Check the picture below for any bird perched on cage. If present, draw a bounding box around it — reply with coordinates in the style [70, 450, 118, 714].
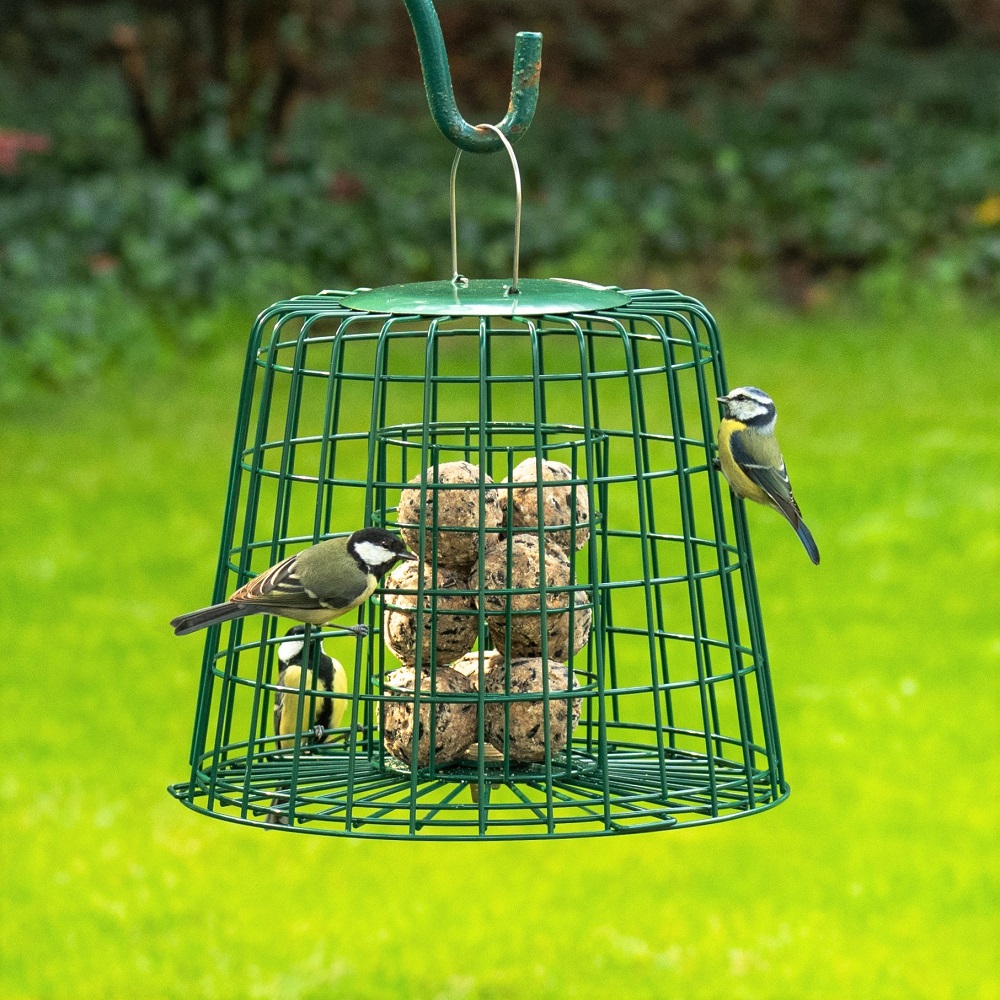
[716, 387, 820, 565]
[170, 527, 417, 636]
[267, 625, 346, 825]
[274, 625, 347, 748]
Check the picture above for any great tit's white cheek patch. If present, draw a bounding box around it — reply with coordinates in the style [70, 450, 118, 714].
[278, 639, 304, 664]
[354, 541, 396, 567]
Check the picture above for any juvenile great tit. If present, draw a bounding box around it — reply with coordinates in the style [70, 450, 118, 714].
[170, 527, 417, 636]
[266, 625, 347, 825]
[274, 625, 347, 748]
[716, 386, 820, 565]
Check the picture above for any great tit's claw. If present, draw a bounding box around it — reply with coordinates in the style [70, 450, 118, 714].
[350, 624, 370, 638]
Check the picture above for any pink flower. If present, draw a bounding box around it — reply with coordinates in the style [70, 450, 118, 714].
[0, 130, 51, 174]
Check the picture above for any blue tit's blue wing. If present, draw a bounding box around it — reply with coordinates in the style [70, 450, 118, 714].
[728, 429, 803, 527]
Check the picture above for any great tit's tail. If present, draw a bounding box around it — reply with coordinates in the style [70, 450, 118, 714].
[170, 601, 252, 636]
[794, 519, 820, 565]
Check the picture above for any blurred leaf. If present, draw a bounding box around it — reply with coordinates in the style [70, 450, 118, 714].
[1, 40, 999, 393]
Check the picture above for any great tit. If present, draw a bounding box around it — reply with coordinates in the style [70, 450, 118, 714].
[273, 625, 347, 748]
[170, 527, 417, 636]
[266, 625, 347, 825]
[716, 386, 820, 565]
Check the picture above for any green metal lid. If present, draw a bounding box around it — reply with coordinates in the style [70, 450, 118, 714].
[340, 278, 632, 317]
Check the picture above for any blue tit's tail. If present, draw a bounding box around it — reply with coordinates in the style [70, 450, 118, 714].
[795, 519, 820, 565]
[170, 601, 252, 636]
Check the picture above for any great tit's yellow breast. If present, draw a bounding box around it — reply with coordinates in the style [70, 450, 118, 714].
[277, 665, 302, 748]
[277, 659, 348, 744]
[330, 660, 348, 729]
[322, 576, 375, 618]
[342, 573, 378, 613]
[293, 572, 377, 624]
[718, 419, 772, 506]
[298, 544, 377, 619]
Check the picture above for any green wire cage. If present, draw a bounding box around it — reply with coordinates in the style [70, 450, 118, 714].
[168, 1, 789, 840]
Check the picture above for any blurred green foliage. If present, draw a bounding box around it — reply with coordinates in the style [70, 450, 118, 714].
[1, 42, 999, 399]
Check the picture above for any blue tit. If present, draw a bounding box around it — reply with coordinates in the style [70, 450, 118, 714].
[273, 625, 348, 748]
[716, 386, 820, 565]
[170, 527, 417, 636]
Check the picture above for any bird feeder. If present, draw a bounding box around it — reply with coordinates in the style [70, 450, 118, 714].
[168, 0, 789, 839]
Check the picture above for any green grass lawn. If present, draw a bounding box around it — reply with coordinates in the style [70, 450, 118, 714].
[1, 300, 997, 999]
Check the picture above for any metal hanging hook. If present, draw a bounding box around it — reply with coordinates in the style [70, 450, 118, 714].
[403, 0, 542, 154]
[450, 123, 522, 294]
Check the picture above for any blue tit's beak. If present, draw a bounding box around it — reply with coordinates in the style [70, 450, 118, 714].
[717, 395, 729, 403]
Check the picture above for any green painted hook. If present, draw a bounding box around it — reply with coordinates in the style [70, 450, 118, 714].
[403, 0, 541, 153]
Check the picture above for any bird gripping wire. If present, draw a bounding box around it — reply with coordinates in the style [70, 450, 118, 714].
[402, 0, 542, 153]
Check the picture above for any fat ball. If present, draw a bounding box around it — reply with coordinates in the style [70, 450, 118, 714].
[382, 560, 477, 667]
[501, 457, 590, 551]
[397, 462, 503, 571]
[484, 659, 582, 764]
[472, 535, 592, 660]
[381, 666, 478, 768]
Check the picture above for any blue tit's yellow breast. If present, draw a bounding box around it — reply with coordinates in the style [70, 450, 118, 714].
[718, 419, 771, 505]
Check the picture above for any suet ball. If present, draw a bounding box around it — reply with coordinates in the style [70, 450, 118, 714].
[381, 666, 478, 768]
[484, 659, 582, 764]
[397, 462, 503, 571]
[502, 457, 590, 551]
[472, 535, 592, 660]
[382, 560, 477, 667]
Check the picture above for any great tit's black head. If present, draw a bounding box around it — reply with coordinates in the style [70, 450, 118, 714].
[718, 386, 777, 429]
[347, 527, 417, 578]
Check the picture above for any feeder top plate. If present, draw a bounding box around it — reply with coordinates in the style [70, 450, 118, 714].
[340, 278, 632, 317]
